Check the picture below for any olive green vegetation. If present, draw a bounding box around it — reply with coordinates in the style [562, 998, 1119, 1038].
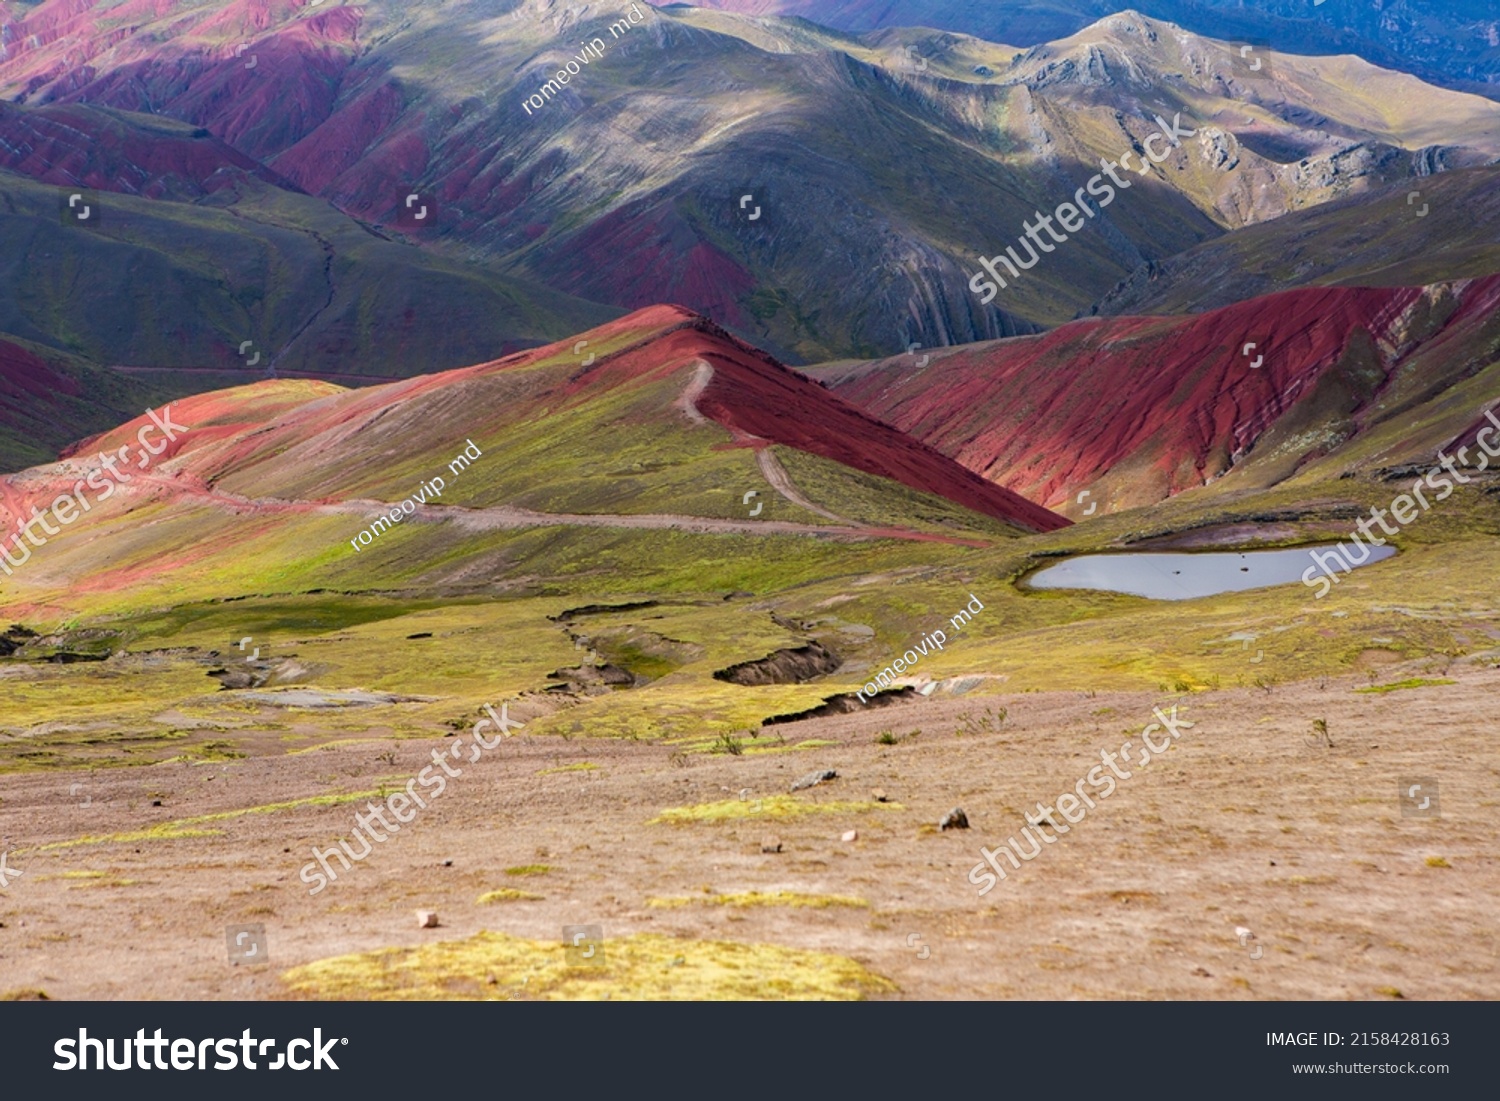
[419, 383, 832, 522]
[0, 165, 615, 394]
[772, 447, 1024, 537]
[279, 930, 895, 1001]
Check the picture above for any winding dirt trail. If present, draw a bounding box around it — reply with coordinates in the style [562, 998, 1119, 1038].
[121, 470, 992, 547]
[755, 449, 852, 524]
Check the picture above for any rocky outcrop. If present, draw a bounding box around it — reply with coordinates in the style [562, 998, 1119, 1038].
[713, 641, 842, 686]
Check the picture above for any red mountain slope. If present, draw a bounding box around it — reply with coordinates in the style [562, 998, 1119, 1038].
[542, 307, 1070, 532]
[3, 306, 1065, 554]
[816, 277, 1500, 513]
[0, 101, 300, 198]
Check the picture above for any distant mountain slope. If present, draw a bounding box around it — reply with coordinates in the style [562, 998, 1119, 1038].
[811, 277, 1500, 514]
[0, 161, 615, 377]
[4, 3, 1495, 360]
[0, 335, 180, 472]
[1092, 165, 1500, 316]
[689, 2, 1500, 96]
[0, 100, 300, 198]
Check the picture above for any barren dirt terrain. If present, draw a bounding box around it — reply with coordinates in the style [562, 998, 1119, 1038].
[2, 666, 1493, 1000]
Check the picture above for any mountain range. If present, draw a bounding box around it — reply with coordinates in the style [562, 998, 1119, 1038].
[693, 1, 1500, 96]
[1, 1, 1496, 385]
[0, 0, 1497, 514]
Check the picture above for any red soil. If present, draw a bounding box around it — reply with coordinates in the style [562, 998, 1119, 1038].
[0, 101, 299, 198]
[827, 277, 1500, 507]
[530, 305, 1068, 532]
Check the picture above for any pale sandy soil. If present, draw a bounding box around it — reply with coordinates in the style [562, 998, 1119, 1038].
[0, 666, 1495, 1000]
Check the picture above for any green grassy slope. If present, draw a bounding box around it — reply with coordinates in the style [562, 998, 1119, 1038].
[1095, 165, 1500, 316]
[0, 167, 616, 379]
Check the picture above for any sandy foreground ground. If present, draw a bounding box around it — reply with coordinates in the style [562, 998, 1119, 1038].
[0, 665, 1495, 1000]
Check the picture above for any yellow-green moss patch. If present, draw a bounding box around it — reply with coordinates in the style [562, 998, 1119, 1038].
[477, 889, 545, 904]
[503, 864, 552, 877]
[279, 931, 895, 1001]
[651, 794, 903, 824]
[648, 890, 868, 909]
[29, 789, 384, 852]
[743, 739, 840, 756]
[1356, 678, 1456, 693]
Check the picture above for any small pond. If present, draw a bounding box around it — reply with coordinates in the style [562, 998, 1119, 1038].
[1024, 545, 1395, 601]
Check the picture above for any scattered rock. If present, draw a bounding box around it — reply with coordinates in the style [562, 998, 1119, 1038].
[416, 910, 440, 928]
[546, 662, 638, 691]
[207, 667, 258, 690]
[790, 768, 837, 792]
[442, 859, 453, 867]
[151, 800, 162, 807]
[870, 787, 889, 802]
[939, 807, 970, 831]
[841, 829, 858, 842]
[407, 632, 433, 639]
[761, 837, 783, 853]
[1192, 967, 1212, 978]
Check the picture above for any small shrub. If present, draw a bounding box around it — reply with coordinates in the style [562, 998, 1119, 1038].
[956, 707, 1006, 737]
